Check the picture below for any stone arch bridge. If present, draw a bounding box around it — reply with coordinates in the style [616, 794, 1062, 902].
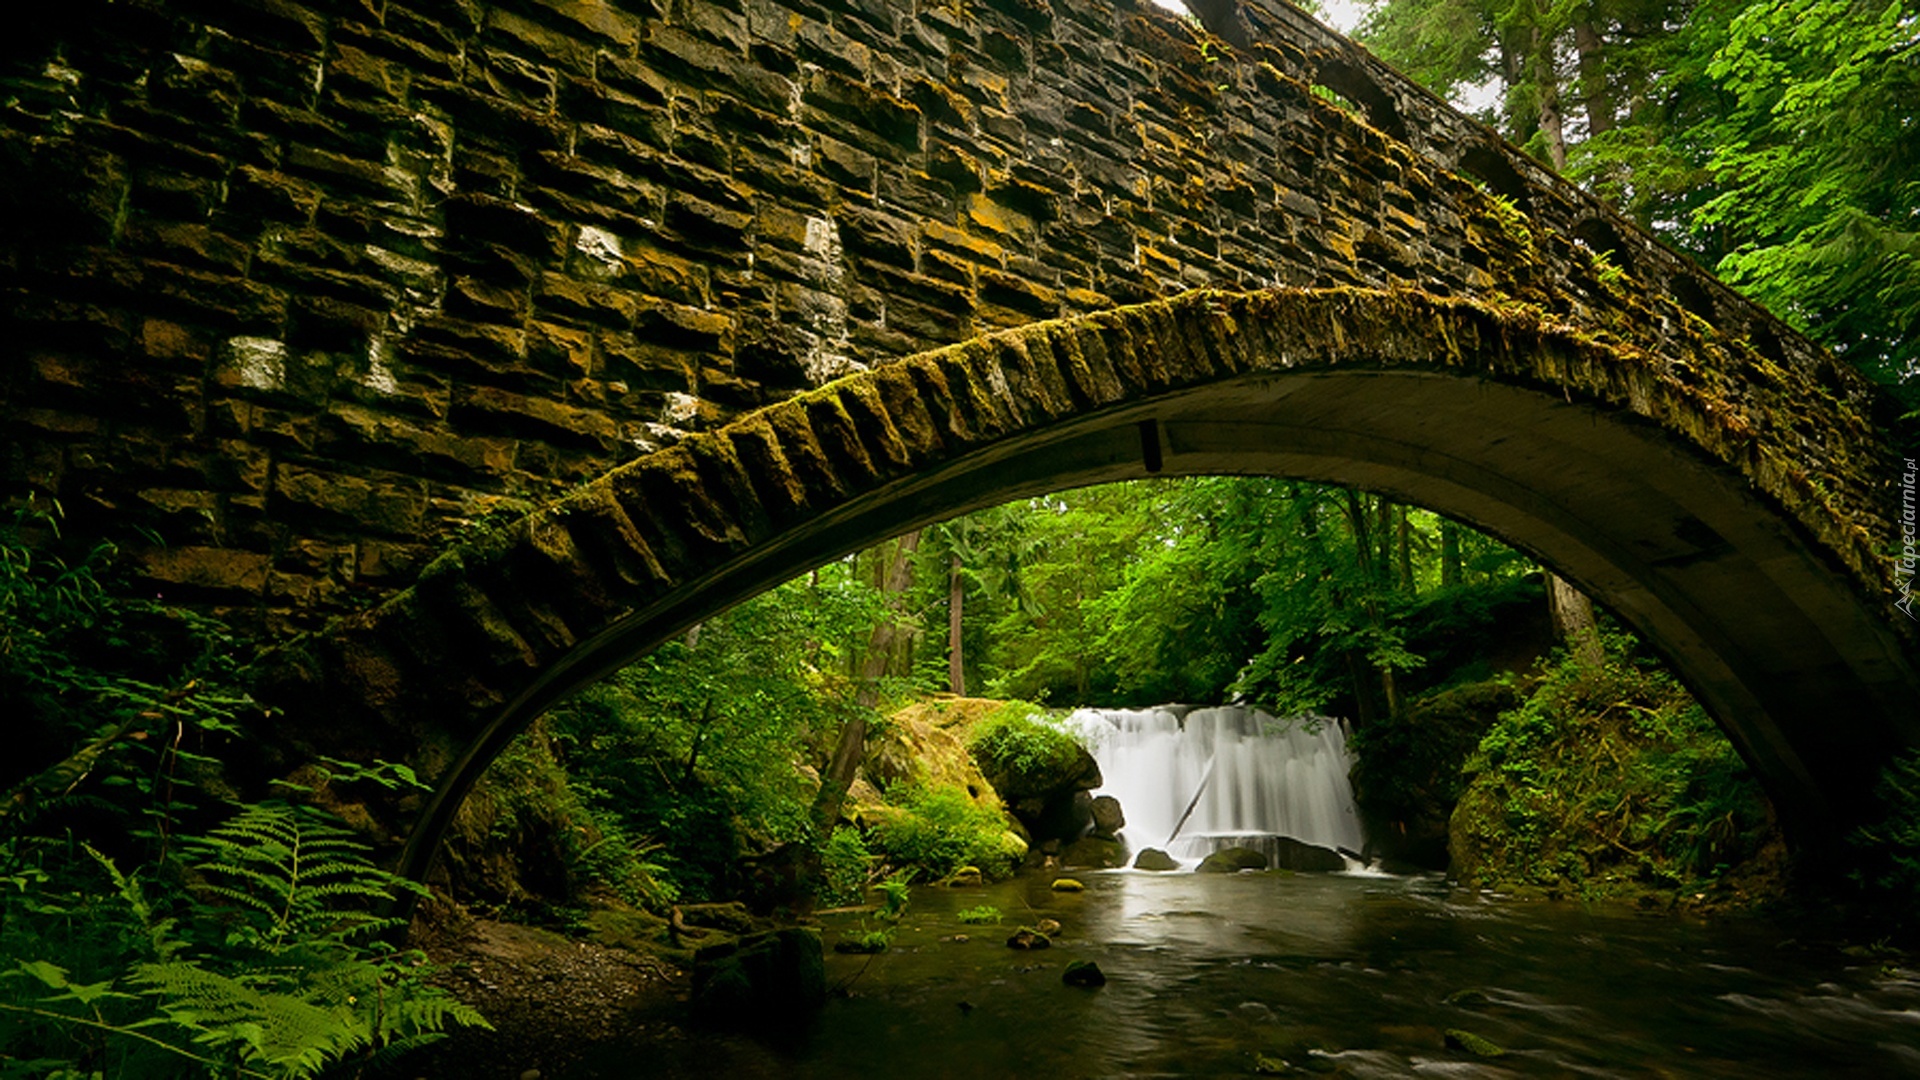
[0, 0, 1911, 875]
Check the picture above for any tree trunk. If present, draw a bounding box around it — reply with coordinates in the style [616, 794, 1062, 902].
[811, 530, 921, 838]
[1574, 19, 1614, 138]
[1396, 505, 1413, 592]
[947, 552, 965, 696]
[1440, 519, 1463, 588]
[1547, 572, 1606, 668]
[1532, 22, 1568, 170]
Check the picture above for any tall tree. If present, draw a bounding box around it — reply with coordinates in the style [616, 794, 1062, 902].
[1689, 0, 1920, 391]
[810, 530, 920, 839]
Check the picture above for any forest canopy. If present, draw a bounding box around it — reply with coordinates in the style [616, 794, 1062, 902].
[1355, 0, 1920, 403]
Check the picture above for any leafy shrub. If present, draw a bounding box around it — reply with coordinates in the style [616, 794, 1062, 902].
[967, 702, 1084, 796]
[869, 784, 1021, 881]
[819, 826, 874, 908]
[874, 872, 911, 922]
[3, 803, 489, 1078]
[0, 505, 487, 1077]
[1449, 631, 1778, 901]
[955, 905, 1002, 925]
[1850, 748, 1920, 914]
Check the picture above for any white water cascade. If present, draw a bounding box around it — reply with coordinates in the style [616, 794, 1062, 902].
[1068, 706, 1366, 866]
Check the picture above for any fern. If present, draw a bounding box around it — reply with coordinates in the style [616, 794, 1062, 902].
[185, 802, 422, 951]
[5, 808, 486, 1078]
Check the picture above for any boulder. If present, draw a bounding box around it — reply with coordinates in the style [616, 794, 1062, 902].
[1267, 836, 1348, 872]
[1062, 960, 1106, 988]
[1090, 795, 1125, 837]
[691, 928, 826, 1026]
[1050, 877, 1086, 892]
[1132, 848, 1180, 872]
[1195, 846, 1269, 873]
[1021, 788, 1096, 848]
[1060, 834, 1126, 869]
[864, 709, 1007, 819]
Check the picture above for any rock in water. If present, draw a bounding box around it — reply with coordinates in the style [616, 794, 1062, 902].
[1050, 877, 1086, 892]
[1060, 835, 1126, 869]
[1006, 928, 1052, 950]
[1195, 846, 1269, 873]
[1090, 795, 1126, 837]
[1267, 836, 1347, 872]
[1445, 1029, 1506, 1058]
[691, 928, 826, 1025]
[1062, 960, 1106, 988]
[1133, 848, 1180, 872]
[1034, 918, 1062, 936]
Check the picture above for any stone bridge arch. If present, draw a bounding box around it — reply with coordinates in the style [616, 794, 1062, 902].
[0, 0, 1911, 873]
[252, 287, 1917, 883]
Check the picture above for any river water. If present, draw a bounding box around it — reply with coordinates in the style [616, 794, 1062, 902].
[629, 870, 1920, 1078]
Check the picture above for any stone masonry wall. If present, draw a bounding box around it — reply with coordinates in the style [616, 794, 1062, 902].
[0, 0, 1866, 633]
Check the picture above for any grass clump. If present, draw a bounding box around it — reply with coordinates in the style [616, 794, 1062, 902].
[955, 905, 1002, 925]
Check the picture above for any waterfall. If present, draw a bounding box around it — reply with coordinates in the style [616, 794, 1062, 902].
[1068, 706, 1366, 865]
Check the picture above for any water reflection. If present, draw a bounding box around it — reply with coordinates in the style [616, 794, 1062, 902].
[620, 871, 1920, 1078]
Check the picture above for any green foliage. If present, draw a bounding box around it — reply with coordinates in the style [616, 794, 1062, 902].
[835, 929, 891, 954]
[1691, 0, 1920, 389]
[874, 872, 912, 922]
[536, 569, 885, 905]
[896, 477, 1534, 725]
[967, 703, 1084, 794]
[1, 503, 252, 847]
[1849, 748, 1920, 910]
[955, 904, 1002, 925]
[3, 806, 488, 1078]
[868, 784, 1021, 881]
[1450, 630, 1778, 900]
[1361, 0, 1919, 401]
[818, 827, 875, 908]
[1, 505, 486, 1077]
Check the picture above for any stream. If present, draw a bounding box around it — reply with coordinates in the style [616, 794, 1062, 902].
[613, 870, 1920, 1078]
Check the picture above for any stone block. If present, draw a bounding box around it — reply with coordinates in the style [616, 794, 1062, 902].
[452, 384, 619, 451]
[273, 463, 428, 536]
[139, 545, 272, 600]
[801, 69, 923, 151]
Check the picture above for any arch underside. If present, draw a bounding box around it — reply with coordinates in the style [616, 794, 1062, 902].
[249, 289, 1912, 882]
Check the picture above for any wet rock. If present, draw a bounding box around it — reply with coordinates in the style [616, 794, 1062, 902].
[1443, 988, 1492, 1008]
[675, 901, 757, 934]
[1006, 927, 1052, 950]
[1062, 960, 1106, 988]
[1267, 836, 1347, 873]
[691, 928, 826, 1025]
[1050, 877, 1086, 892]
[1023, 787, 1097, 848]
[1090, 794, 1126, 837]
[1444, 1028, 1506, 1058]
[1253, 1054, 1289, 1075]
[1196, 846, 1269, 873]
[1133, 847, 1180, 872]
[1034, 918, 1062, 936]
[946, 865, 984, 886]
[1060, 835, 1126, 869]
